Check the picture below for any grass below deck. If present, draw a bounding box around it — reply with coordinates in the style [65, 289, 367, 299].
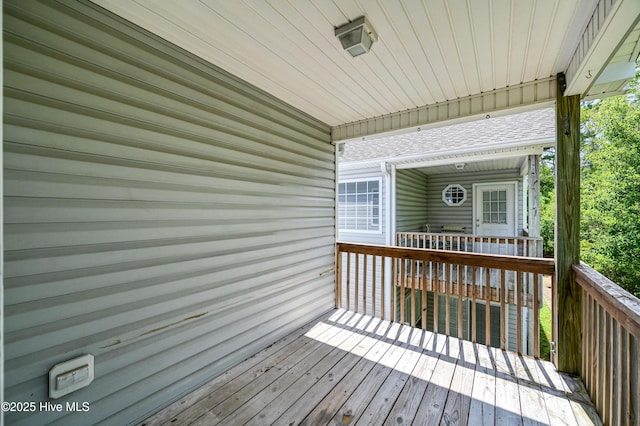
[540, 301, 552, 361]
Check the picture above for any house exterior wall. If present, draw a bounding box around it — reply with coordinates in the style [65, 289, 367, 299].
[3, 1, 334, 425]
[425, 169, 524, 234]
[395, 168, 429, 233]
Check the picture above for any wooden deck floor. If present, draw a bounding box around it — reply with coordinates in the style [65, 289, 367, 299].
[139, 309, 601, 426]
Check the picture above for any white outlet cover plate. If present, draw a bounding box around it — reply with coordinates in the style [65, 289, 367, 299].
[49, 354, 94, 399]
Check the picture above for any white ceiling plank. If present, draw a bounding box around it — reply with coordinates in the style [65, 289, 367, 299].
[490, 0, 512, 90]
[505, 0, 532, 86]
[467, 0, 494, 92]
[122, 0, 351, 123]
[301, 0, 403, 113]
[402, 1, 457, 101]
[375, 1, 441, 103]
[240, 0, 388, 118]
[322, 0, 420, 111]
[357, 1, 432, 108]
[445, 0, 482, 96]
[423, 0, 470, 99]
[195, 0, 361, 118]
[532, 0, 574, 79]
[521, 1, 557, 83]
[91, 0, 640, 128]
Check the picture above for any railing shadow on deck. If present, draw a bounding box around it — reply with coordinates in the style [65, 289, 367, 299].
[143, 308, 601, 425]
[311, 309, 600, 426]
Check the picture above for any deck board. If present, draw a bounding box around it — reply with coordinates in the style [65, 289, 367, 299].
[139, 309, 602, 426]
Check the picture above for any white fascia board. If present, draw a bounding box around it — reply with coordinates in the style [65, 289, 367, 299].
[394, 147, 546, 170]
[339, 136, 554, 170]
[338, 159, 384, 170]
[332, 81, 556, 143]
[390, 136, 554, 168]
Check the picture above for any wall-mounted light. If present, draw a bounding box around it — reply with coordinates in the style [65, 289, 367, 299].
[455, 163, 466, 170]
[335, 16, 377, 57]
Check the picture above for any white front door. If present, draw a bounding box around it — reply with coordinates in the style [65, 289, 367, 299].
[473, 182, 517, 237]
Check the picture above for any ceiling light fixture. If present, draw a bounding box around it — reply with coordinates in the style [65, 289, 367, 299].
[335, 16, 377, 57]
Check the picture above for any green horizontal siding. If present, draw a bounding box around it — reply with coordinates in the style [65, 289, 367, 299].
[395, 168, 428, 232]
[425, 169, 523, 233]
[3, 1, 334, 425]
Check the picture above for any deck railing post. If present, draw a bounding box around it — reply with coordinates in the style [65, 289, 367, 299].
[555, 73, 582, 374]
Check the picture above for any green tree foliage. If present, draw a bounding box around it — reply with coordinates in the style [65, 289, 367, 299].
[538, 74, 640, 297]
[580, 76, 640, 297]
[539, 152, 555, 258]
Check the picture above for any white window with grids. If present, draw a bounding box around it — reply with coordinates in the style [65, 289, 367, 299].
[338, 178, 381, 232]
[482, 190, 508, 224]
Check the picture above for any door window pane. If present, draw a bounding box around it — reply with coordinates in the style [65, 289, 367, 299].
[482, 190, 507, 224]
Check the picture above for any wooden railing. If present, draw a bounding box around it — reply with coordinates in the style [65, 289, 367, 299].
[575, 262, 640, 425]
[336, 242, 555, 357]
[396, 232, 544, 257]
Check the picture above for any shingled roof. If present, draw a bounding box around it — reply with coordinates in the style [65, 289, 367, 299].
[339, 108, 555, 163]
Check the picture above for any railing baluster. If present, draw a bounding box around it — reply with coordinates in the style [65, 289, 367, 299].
[381, 256, 386, 320]
[590, 294, 597, 402]
[458, 263, 463, 339]
[355, 253, 360, 313]
[446, 262, 451, 336]
[552, 273, 556, 365]
[617, 326, 628, 426]
[422, 257, 427, 330]
[336, 250, 342, 309]
[516, 271, 522, 354]
[363, 254, 368, 316]
[372, 255, 377, 318]
[595, 304, 604, 418]
[410, 259, 417, 328]
[582, 288, 588, 391]
[501, 269, 506, 351]
[400, 256, 406, 324]
[434, 262, 439, 334]
[609, 312, 616, 425]
[533, 272, 539, 358]
[346, 252, 351, 311]
[472, 266, 477, 343]
[485, 267, 491, 347]
[630, 334, 638, 426]
[391, 256, 396, 323]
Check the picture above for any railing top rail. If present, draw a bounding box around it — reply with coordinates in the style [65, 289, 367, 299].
[395, 232, 543, 242]
[574, 262, 640, 340]
[337, 242, 555, 275]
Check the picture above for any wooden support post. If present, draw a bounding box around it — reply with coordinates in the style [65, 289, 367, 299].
[555, 73, 582, 374]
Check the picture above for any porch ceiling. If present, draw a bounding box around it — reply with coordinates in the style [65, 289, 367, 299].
[93, 0, 639, 135]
